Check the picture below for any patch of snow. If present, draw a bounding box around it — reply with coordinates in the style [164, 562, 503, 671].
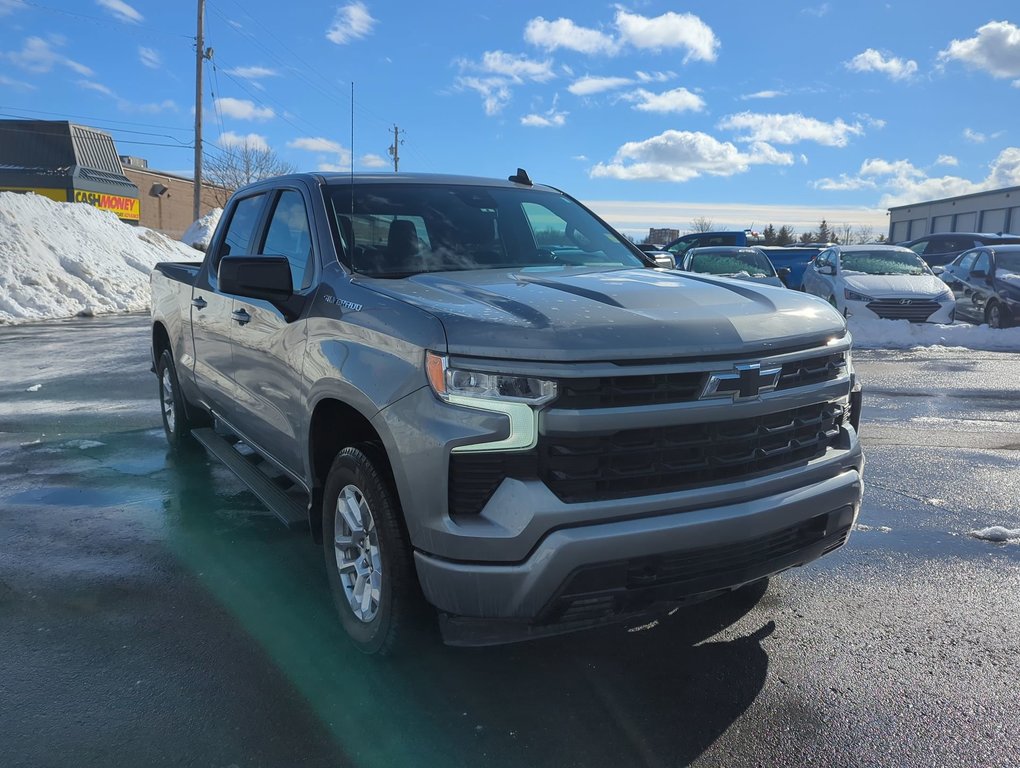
[969, 526, 1020, 543]
[0, 192, 202, 324]
[855, 523, 892, 533]
[848, 316, 1020, 352]
[25, 384, 41, 392]
[180, 208, 222, 251]
[61, 439, 106, 450]
[627, 620, 659, 633]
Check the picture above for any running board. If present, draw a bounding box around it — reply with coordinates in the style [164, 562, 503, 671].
[191, 427, 309, 531]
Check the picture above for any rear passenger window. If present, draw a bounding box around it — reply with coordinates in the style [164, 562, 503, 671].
[956, 251, 978, 273]
[261, 190, 314, 291]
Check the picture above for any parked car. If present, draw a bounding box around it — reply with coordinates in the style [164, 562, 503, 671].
[757, 246, 823, 290]
[802, 244, 955, 323]
[150, 170, 863, 653]
[940, 244, 1020, 328]
[899, 232, 1020, 268]
[663, 229, 764, 259]
[681, 246, 787, 287]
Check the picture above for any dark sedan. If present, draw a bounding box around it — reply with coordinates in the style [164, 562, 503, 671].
[940, 244, 1020, 328]
[900, 232, 1020, 268]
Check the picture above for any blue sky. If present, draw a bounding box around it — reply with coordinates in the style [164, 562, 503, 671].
[2, 0, 1019, 237]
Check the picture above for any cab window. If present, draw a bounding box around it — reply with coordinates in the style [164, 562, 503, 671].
[260, 190, 314, 291]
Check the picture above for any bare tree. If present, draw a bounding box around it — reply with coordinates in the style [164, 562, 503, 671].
[854, 224, 875, 244]
[835, 222, 854, 245]
[690, 216, 715, 232]
[205, 140, 296, 207]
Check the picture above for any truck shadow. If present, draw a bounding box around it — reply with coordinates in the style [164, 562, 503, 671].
[162, 447, 774, 768]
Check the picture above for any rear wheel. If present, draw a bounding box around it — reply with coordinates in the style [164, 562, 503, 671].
[157, 349, 199, 449]
[322, 445, 423, 655]
[986, 301, 1012, 329]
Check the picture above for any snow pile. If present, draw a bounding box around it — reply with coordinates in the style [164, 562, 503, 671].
[848, 316, 1020, 352]
[970, 526, 1020, 543]
[0, 192, 201, 324]
[180, 207, 222, 251]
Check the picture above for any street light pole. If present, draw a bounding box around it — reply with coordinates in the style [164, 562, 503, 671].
[193, 0, 205, 221]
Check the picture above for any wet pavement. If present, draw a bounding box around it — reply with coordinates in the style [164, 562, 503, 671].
[1, 314, 1019, 768]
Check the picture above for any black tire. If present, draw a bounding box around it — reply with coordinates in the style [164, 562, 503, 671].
[986, 301, 1011, 329]
[322, 445, 423, 656]
[157, 349, 199, 449]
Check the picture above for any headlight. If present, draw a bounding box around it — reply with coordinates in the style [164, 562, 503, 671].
[425, 352, 557, 452]
[844, 288, 873, 302]
[426, 352, 557, 404]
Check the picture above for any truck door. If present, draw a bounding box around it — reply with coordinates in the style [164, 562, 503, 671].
[191, 191, 269, 421]
[228, 187, 316, 476]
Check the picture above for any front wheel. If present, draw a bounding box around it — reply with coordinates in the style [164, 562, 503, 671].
[322, 445, 423, 655]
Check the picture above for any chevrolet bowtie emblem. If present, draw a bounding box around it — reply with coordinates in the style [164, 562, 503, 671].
[701, 363, 782, 400]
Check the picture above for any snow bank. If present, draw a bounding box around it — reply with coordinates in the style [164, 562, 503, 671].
[0, 192, 201, 324]
[180, 207, 222, 251]
[848, 316, 1020, 352]
[970, 526, 1020, 543]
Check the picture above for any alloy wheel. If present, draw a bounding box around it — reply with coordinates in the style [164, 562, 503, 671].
[333, 484, 382, 623]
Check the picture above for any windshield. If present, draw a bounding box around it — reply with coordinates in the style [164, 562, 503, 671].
[689, 248, 775, 277]
[840, 250, 930, 276]
[325, 183, 644, 277]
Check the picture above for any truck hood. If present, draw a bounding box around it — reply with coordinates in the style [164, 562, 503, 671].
[364, 267, 846, 361]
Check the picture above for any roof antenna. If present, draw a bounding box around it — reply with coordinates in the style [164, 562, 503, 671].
[508, 167, 532, 186]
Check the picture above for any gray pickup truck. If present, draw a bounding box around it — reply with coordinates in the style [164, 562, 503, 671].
[150, 170, 864, 654]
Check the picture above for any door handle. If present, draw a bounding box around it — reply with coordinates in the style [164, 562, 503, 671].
[192, 296, 208, 310]
[231, 308, 252, 326]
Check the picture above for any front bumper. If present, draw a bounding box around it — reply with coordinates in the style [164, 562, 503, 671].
[415, 464, 862, 645]
[844, 296, 955, 323]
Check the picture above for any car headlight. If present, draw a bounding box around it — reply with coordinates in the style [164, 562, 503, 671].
[425, 352, 557, 452]
[844, 288, 873, 302]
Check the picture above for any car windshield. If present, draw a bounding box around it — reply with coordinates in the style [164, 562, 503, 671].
[326, 183, 645, 277]
[689, 248, 775, 278]
[840, 250, 930, 276]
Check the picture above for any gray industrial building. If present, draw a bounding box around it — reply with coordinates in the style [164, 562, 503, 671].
[888, 185, 1020, 242]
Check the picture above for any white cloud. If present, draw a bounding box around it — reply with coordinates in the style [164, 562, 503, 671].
[137, 100, 178, 114]
[964, 128, 987, 143]
[0, 73, 34, 90]
[225, 65, 279, 79]
[0, 1, 26, 16]
[812, 147, 1020, 208]
[718, 111, 864, 147]
[938, 21, 1020, 79]
[521, 108, 567, 128]
[215, 97, 274, 121]
[614, 9, 719, 62]
[935, 154, 959, 167]
[77, 80, 115, 97]
[741, 89, 785, 100]
[625, 87, 705, 114]
[96, 0, 141, 23]
[360, 153, 387, 169]
[456, 51, 554, 114]
[138, 46, 159, 69]
[590, 130, 793, 182]
[219, 132, 269, 152]
[568, 75, 633, 96]
[801, 3, 831, 18]
[4, 36, 92, 76]
[289, 137, 344, 153]
[845, 49, 918, 81]
[478, 50, 555, 82]
[326, 2, 376, 45]
[524, 16, 615, 55]
[635, 71, 674, 83]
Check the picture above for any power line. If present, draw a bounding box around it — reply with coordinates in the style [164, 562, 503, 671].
[0, 105, 192, 134]
[0, 114, 193, 149]
[21, 1, 192, 38]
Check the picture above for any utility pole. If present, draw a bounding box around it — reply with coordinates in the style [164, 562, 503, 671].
[193, 0, 206, 221]
[387, 125, 403, 173]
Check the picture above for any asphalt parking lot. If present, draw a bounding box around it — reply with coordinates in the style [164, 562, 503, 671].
[1, 314, 1018, 768]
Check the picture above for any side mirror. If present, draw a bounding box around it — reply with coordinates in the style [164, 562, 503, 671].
[653, 253, 676, 269]
[931, 265, 944, 275]
[219, 256, 294, 302]
[821, 265, 836, 276]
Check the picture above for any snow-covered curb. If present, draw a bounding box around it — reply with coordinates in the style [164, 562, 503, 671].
[970, 526, 1020, 543]
[0, 192, 202, 324]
